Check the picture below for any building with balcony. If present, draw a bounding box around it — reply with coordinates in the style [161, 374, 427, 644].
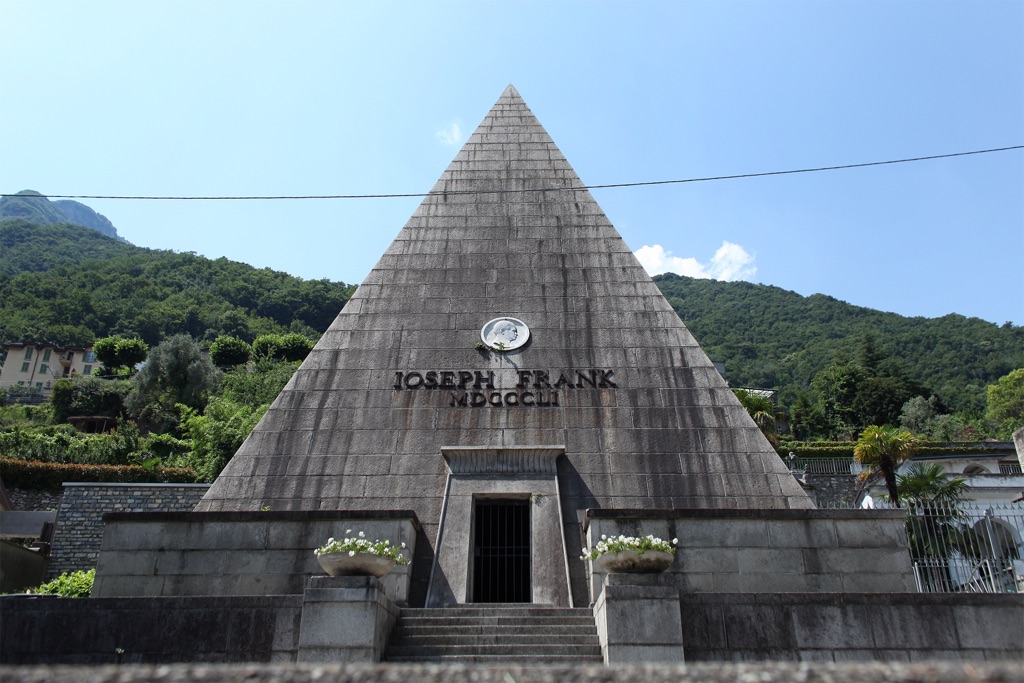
[0, 341, 97, 398]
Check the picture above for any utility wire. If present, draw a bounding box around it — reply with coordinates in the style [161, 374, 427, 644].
[4, 145, 1021, 201]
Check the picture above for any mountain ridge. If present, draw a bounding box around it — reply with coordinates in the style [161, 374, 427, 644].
[0, 190, 125, 241]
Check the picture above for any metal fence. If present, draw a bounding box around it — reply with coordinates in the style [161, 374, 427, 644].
[788, 457, 862, 475]
[871, 500, 1024, 594]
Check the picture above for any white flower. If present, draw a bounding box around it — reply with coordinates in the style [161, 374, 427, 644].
[401, 542, 406, 548]
[358, 531, 365, 538]
[348, 550, 356, 557]
[672, 538, 679, 545]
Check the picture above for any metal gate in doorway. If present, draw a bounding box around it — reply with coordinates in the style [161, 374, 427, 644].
[473, 499, 531, 603]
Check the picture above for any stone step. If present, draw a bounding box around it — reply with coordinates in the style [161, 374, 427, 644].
[385, 654, 604, 664]
[403, 607, 593, 618]
[397, 616, 596, 628]
[384, 605, 602, 664]
[386, 643, 602, 658]
[396, 624, 595, 637]
[390, 633, 600, 647]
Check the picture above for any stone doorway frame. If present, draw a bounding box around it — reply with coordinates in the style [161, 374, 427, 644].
[425, 446, 573, 607]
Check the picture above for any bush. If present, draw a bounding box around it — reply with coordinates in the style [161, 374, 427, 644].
[50, 377, 130, 423]
[0, 419, 142, 465]
[28, 569, 95, 597]
[0, 457, 200, 490]
[210, 336, 251, 368]
[252, 333, 314, 363]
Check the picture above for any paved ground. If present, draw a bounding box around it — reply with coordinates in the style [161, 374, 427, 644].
[2, 662, 1020, 683]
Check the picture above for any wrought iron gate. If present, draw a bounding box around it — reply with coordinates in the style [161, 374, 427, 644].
[473, 499, 531, 603]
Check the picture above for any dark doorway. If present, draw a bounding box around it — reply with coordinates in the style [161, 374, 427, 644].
[473, 499, 531, 603]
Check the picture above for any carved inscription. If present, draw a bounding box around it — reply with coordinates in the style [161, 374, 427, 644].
[392, 369, 617, 408]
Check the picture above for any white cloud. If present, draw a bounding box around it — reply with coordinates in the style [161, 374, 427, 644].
[436, 121, 462, 145]
[634, 241, 757, 282]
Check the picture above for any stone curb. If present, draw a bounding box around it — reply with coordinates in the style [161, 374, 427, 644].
[4, 662, 1021, 683]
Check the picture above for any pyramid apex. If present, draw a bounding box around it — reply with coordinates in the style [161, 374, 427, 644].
[501, 83, 522, 98]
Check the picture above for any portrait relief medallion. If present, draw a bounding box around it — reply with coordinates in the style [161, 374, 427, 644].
[480, 317, 530, 351]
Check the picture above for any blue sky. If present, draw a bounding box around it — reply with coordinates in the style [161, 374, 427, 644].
[2, 1, 1021, 325]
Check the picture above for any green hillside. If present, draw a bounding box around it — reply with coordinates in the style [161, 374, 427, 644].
[0, 218, 355, 357]
[655, 273, 1024, 414]
[1, 218, 1020, 423]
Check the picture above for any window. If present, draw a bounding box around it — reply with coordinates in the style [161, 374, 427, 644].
[84, 350, 96, 363]
[42, 349, 51, 361]
[35, 382, 42, 389]
[21, 362, 30, 373]
[39, 364, 49, 375]
[83, 364, 93, 375]
[24, 348, 33, 360]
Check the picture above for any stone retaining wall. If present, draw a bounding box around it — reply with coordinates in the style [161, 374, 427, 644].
[679, 592, 1023, 661]
[48, 483, 210, 578]
[0, 594, 301, 664]
[585, 509, 915, 604]
[91, 511, 421, 606]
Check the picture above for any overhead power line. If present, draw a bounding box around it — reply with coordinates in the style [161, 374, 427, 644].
[3, 145, 1021, 202]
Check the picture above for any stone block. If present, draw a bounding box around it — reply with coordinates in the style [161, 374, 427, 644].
[682, 519, 770, 549]
[834, 517, 906, 548]
[791, 605, 875, 649]
[952, 602, 1024, 649]
[767, 519, 838, 548]
[737, 548, 806, 574]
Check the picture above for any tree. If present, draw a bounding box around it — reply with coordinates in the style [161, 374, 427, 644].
[125, 334, 221, 432]
[899, 396, 937, 436]
[209, 335, 251, 368]
[92, 335, 148, 375]
[733, 389, 782, 447]
[853, 425, 919, 507]
[985, 368, 1024, 439]
[251, 333, 314, 363]
[179, 397, 266, 481]
[896, 463, 969, 507]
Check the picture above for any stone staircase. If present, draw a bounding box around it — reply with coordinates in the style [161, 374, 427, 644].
[384, 604, 603, 664]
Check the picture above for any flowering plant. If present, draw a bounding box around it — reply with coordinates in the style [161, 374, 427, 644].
[580, 533, 679, 561]
[314, 530, 409, 564]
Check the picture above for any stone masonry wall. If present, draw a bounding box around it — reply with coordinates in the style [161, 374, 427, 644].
[5, 488, 64, 514]
[47, 483, 210, 578]
[806, 474, 862, 508]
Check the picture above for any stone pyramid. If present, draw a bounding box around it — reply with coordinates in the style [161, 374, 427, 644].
[197, 85, 813, 521]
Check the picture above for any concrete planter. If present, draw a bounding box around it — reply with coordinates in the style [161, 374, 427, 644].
[316, 553, 396, 578]
[596, 549, 674, 574]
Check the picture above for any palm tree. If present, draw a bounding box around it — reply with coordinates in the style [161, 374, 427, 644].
[853, 425, 919, 507]
[894, 463, 976, 592]
[895, 463, 969, 507]
[733, 389, 783, 447]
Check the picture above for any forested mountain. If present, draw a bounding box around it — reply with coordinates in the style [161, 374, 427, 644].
[0, 190, 124, 240]
[2, 218, 1020, 417]
[655, 273, 1024, 414]
[0, 218, 355, 358]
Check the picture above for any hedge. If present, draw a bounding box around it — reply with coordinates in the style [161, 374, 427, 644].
[0, 457, 201, 491]
[778, 441, 1014, 459]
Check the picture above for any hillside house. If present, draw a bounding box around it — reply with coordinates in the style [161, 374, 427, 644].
[0, 342, 96, 398]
